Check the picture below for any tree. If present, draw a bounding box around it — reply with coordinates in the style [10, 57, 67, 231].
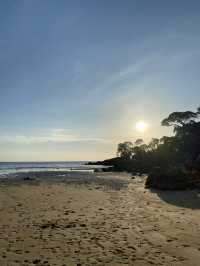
[135, 138, 143, 146]
[117, 141, 133, 159]
[107, 105, 200, 189]
[140, 144, 149, 152]
[161, 111, 197, 129]
[148, 138, 159, 150]
[174, 122, 200, 160]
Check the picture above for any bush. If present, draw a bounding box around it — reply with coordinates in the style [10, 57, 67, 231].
[145, 167, 191, 190]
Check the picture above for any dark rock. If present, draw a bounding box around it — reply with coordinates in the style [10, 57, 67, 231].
[94, 168, 102, 173]
[23, 177, 35, 181]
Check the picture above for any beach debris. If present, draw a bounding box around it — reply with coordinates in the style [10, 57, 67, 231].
[38, 221, 58, 229]
[36, 220, 88, 230]
[23, 176, 35, 181]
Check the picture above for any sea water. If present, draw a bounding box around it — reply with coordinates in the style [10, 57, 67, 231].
[0, 161, 98, 177]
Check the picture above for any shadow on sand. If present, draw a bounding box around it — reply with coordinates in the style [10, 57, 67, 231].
[150, 189, 200, 209]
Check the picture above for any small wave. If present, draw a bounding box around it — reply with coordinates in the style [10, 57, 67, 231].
[0, 161, 103, 177]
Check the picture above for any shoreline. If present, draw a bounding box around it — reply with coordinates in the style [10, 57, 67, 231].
[0, 172, 200, 265]
[0, 171, 130, 191]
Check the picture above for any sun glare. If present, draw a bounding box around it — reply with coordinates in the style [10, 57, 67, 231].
[135, 121, 148, 132]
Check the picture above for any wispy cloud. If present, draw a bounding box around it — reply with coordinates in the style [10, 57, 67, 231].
[0, 129, 104, 144]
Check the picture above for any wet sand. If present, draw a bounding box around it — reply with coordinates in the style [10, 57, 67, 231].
[0, 172, 200, 265]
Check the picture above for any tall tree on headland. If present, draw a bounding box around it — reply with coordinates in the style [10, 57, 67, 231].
[117, 141, 133, 159]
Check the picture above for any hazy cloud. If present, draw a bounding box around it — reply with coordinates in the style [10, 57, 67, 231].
[0, 129, 104, 144]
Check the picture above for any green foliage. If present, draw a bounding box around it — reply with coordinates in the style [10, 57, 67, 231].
[145, 167, 191, 190]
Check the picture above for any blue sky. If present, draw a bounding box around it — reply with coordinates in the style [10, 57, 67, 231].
[0, 0, 200, 161]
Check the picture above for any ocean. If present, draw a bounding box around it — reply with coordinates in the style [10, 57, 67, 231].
[0, 161, 98, 176]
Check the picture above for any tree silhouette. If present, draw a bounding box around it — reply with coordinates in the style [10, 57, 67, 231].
[148, 138, 159, 150]
[117, 141, 133, 159]
[161, 111, 197, 129]
[96, 105, 200, 190]
[135, 138, 143, 146]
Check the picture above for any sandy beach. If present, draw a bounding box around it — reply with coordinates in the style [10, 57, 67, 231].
[0, 172, 200, 266]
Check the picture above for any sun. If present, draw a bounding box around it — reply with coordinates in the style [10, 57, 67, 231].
[135, 121, 148, 132]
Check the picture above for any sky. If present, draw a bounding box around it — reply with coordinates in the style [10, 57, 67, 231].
[0, 0, 200, 161]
